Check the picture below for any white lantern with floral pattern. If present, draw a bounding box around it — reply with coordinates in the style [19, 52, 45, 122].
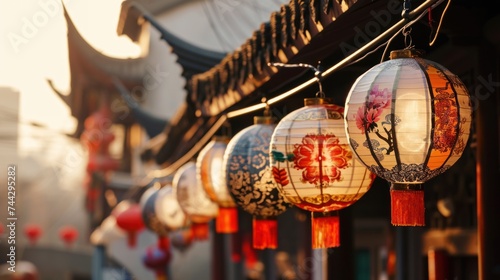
[270, 98, 375, 248]
[344, 49, 472, 226]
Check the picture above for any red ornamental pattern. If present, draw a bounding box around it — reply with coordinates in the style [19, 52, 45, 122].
[292, 133, 351, 186]
[433, 93, 459, 153]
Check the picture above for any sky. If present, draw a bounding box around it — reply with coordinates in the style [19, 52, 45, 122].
[0, 0, 140, 137]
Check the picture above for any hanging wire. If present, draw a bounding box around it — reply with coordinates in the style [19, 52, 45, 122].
[380, 0, 444, 62]
[149, 0, 447, 181]
[268, 62, 325, 98]
[429, 0, 452, 46]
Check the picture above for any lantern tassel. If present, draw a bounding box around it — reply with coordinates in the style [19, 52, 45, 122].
[311, 211, 340, 249]
[252, 216, 278, 249]
[191, 222, 210, 240]
[216, 207, 238, 233]
[390, 184, 425, 226]
[127, 232, 138, 247]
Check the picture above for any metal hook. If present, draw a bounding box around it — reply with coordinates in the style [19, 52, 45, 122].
[261, 97, 271, 117]
[402, 0, 412, 20]
[268, 61, 325, 98]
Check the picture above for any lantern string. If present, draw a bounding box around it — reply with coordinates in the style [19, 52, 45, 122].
[142, 0, 447, 183]
[380, 0, 441, 62]
[268, 62, 325, 98]
[429, 0, 452, 46]
[226, 0, 446, 119]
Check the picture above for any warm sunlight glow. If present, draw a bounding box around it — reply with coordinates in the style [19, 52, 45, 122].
[0, 0, 141, 154]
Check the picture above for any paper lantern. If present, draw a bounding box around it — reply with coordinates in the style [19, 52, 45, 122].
[154, 184, 190, 232]
[142, 245, 171, 280]
[24, 224, 42, 245]
[223, 115, 291, 249]
[344, 49, 472, 226]
[173, 161, 219, 240]
[80, 105, 119, 173]
[140, 184, 170, 236]
[116, 203, 145, 247]
[59, 226, 79, 248]
[270, 98, 374, 248]
[197, 136, 239, 233]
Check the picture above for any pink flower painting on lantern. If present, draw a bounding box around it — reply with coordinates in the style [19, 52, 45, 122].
[355, 85, 392, 133]
[354, 85, 397, 157]
[292, 133, 352, 186]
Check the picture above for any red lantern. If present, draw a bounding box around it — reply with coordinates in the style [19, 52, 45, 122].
[116, 203, 145, 247]
[24, 224, 42, 245]
[80, 103, 119, 173]
[59, 226, 79, 247]
[142, 245, 171, 280]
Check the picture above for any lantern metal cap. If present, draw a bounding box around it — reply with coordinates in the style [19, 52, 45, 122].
[253, 116, 275, 124]
[304, 98, 332, 106]
[390, 49, 425, 59]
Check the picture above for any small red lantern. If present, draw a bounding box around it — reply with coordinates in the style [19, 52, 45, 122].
[59, 226, 79, 247]
[24, 224, 42, 245]
[116, 203, 145, 247]
[142, 245, 171, 280]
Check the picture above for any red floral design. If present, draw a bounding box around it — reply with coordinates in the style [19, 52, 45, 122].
[433, 97, 458, 152]
[292, 134, 352, 186]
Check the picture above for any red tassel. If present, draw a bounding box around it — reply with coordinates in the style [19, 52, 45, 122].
[127, 231, 137, 247]
[390, 185, 425, 226]
[191, 222, 210, 240]
[311, 211, 340, 249]
[253, 217, 278, 249]
[157, 236, 170, 252]
[231, 232, 242, 262]
[216, 207, 238, 233]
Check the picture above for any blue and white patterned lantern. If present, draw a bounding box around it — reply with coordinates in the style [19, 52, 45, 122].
[223, 116, 291, 249]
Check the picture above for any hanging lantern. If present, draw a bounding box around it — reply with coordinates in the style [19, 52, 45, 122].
[59, 225, 79, 248]
[24, 224, 42, 245]
[142, 245, 171, 280]
[344, 49, 472, 226]
[154, 184, 190, 232]
[223, 115, 291, 249]
[140, 183, 169, 236]
[173, 161, 219, 240]
[116, 203, 145, 247]
[169, 227, 194, 252]
[270, 98, 374, 248]
[197, 136, 239, 233]
[80, 104, 119, 173]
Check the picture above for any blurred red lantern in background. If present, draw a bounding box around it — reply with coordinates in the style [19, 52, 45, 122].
[116, 203, 145, 247]
[142, 245, 171, 280]
[24, 224, 42, 245]
[59, 226, 79, 248]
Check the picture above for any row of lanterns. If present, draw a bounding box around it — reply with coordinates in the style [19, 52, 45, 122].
[116, 49, 472, 251]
